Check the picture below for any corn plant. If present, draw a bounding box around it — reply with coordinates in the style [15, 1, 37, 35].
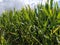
[0, 0, 60, 45]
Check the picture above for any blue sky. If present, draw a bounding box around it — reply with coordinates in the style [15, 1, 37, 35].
[0, 0, 60, 14]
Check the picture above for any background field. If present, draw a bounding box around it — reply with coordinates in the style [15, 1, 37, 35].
[0, 0, 60, 45]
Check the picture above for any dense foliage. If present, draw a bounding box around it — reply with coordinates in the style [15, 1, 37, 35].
[0, 0, 60, 45]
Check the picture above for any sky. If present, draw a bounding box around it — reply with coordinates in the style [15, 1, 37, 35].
[0, 0, 60, 14]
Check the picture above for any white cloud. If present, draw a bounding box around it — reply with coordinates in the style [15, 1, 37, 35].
[0, 0, 3, 2]
[54, 0, 58, 2]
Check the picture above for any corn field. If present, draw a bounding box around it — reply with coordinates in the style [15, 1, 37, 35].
[0, 0, 60, 45]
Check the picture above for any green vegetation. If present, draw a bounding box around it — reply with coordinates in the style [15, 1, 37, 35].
[0, 0, 60, 45]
